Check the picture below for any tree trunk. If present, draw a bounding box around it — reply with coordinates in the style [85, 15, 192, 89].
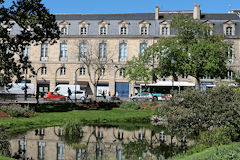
[92, 85, 97, 101]
[196, 78, 201, 90]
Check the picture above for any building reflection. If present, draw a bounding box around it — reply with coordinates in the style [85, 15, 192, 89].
[9, 126, 192, 160]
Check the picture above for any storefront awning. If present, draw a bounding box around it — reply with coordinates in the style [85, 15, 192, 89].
[56, 81, 69, 85]
[77, 81, 89, 88]
[37, 80, 50, 84]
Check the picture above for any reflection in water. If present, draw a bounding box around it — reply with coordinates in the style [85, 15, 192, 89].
[38, 141, 45, 160]
[6, 126, 192, 160]
[0, 128, 10, 157]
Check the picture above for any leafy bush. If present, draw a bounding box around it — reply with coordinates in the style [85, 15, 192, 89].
[207, 145, 240, 160]
[0, 127, 10, 157]
[120, 102, 140, 110]
[197, 126, 239, 147]
[0, 104, 37, 118]
[153, 85, 240, 138]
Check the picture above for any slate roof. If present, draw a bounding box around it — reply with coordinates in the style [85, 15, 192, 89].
[55, 13, 155, 21]
[55, 12, 240, 21]
[201, 13, 240, 20]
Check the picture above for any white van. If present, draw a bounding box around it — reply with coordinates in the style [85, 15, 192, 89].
[54, 85, 86, 100]
[54, 85, 80, 96]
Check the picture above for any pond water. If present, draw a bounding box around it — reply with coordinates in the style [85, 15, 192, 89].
[5, 125, 191, 160]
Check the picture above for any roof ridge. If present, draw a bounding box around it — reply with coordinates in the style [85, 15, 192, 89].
[55, 13, 154, 15]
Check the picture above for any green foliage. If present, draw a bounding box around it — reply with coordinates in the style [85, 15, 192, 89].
[197, 126, 238, 147]
[0, 104, 37, 118]
[123, 140, 149, 159]
[0, 127, 10, 157]
[120, 102, 140, 110]
[153, 85, 240, 138]
[174, 142, 240, 160]
[0, 0, 60, 86]
[125, 14, 230, 87]
[207, 145, 240, 160]
[62, 121, 84, 145]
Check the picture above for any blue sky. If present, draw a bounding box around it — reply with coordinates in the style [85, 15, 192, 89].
[4, 0, 240, 14]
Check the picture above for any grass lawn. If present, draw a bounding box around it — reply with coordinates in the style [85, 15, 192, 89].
[0, 155, 14, 160]
[173, 142, 240, 160]
[0, 108, 154, 135]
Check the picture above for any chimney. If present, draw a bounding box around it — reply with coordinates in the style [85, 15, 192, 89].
[155, 6, 160, 20]
[193, 2, 201, 19]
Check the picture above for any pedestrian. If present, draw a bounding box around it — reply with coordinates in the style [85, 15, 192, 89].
[108, 91, 111, 97]
[67, 87, 72, 102]
[102, 90, 106, 99]
[36, 90, 39, 104]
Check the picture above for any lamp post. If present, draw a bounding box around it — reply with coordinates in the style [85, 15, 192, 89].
[171, 57, 174, 92]
[24, 66, 27, 101]
[74, 67, 81, 103]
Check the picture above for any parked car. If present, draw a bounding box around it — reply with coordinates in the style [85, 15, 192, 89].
[70, 90, 87, 101]
[44, 92, 66, 101]
[130, 92, 156, 102]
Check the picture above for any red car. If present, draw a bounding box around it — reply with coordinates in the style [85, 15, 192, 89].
[44, 92, 66, 101]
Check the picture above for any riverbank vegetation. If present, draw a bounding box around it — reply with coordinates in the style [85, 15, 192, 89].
[152, 85, 240, 160]
[0, 108, 154, 135]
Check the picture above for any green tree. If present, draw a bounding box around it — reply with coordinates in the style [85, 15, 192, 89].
[170, 14, 230, 87]
[0, 0, 60, 86]
[125, 14, 230, 87]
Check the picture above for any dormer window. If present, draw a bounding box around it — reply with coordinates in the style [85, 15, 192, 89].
[80, 27, 87, 35]
[120, 27, 127, 35]
[160, 21, 170, 36]
[59, 21, 70, 35]
[61, 27, 67, 35]
[100, 26, 106, 35]
[98, 21, 109, 35]
[223, 20, 235, 36]
[226, 27, 232, 36]
[119, 21, 129, 35]
[162, 26, 168, 35]
[79, 21, 89, 35]
[141, 27, 148, 35]
[139, 20, 150, 35]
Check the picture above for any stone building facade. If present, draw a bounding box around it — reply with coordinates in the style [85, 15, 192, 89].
[11, 3, 240, 97]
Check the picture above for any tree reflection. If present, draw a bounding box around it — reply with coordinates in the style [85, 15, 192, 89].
[61, 121, 84, 145]
[0, 127, 10, 157]
[123, 131, 185, 159]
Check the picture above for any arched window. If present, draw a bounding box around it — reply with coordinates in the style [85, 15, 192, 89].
[80, 67, 85, 76]
[141, 26, 148, 35]
[226, 27, 232, 36]
[80, 27, 87, 35]
[100, 26, 106, 35]
[60, 67, 66, 75]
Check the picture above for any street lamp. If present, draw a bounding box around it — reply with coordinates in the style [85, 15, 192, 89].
[171, 57, 174, 92]
[24, 66, 27, 101]
[74, 67, 81, 103]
